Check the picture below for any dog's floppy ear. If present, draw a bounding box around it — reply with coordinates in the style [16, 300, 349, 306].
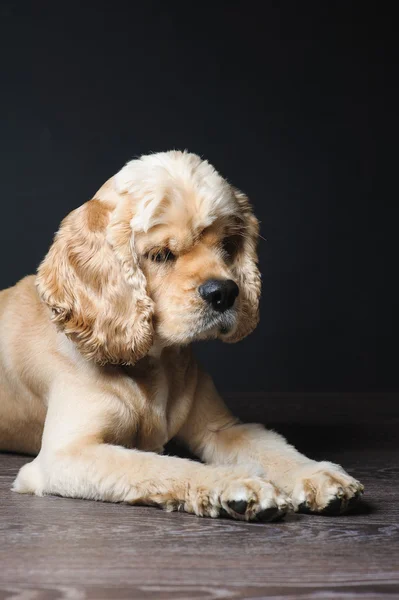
[227, 188, 261, 342]
[36, 198, 154, 365]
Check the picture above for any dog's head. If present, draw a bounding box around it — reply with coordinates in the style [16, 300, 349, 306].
[37, 151, 261, 364]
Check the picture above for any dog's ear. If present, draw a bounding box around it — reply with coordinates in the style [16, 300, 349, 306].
[227, 188, 261, 342]
[36, 198, 154, 365]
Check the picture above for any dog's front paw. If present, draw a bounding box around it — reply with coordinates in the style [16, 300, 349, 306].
[219, 476, 291, 522]
[185, 469, 292, 522]
[290, 461, 364, 515]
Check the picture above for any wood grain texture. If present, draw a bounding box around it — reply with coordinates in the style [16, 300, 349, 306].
[1, 394, 399, 599]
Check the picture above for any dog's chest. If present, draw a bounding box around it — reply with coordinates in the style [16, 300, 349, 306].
[122, 350, 194, 454]
[136, 362, 169, 453]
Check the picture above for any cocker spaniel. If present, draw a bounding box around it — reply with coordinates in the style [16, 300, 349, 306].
[0, 151, 363, 521]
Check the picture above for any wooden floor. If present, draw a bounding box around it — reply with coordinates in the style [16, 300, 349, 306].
[1, 394, 399, 599]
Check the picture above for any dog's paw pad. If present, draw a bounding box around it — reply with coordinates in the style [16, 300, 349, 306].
[255, 506, 285, 522]
[347, 490, 362, 511]
[299, 495, 342, 515]
[227, 500, 248, 515]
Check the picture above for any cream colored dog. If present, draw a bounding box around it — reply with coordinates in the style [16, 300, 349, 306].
[0, 151, 363, 521]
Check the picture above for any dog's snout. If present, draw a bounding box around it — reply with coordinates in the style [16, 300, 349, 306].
[198, 279, 239, 312]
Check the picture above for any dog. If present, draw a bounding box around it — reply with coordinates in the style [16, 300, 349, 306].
[0, 150, 363, 521]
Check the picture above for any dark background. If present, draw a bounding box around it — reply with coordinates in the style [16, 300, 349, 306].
[1, 1, 397, 394]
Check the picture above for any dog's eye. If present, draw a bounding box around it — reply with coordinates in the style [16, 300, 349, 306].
[148, 249, 176, 263]
[222, 236, 240, 261]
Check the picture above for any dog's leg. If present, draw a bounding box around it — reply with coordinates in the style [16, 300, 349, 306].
[12, 380, 289, 521]
[178, 373, 364, 515]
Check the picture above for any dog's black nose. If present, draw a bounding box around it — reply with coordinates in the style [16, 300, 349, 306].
[198, 279, 239, 312]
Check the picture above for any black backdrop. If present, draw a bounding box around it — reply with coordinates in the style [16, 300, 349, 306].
[1, 2, 397, 393]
